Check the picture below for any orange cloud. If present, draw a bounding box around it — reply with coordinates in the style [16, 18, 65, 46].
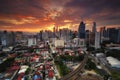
[64, 20, 73, 23]
[0, 16, 39, 25]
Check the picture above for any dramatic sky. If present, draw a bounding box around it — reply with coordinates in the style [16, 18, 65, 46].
[0, 0, 120, 32]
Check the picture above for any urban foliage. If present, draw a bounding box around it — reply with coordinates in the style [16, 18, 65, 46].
[0, 57, 15, 72]
[59, 55, 84, 62]
[85, 58, 96, 70]
[28, 48, 34, 53]
[25, 68, 31, 75]
[111, 71, 120, 80]
[55, 60, 69, 76]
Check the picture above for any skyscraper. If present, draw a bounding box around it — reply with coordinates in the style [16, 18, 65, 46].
[53, 26, 56, 38]
[95, 32, 100, 49]
[0, 31, 2, 45]
[39, 30, 43, 41]
[92, 22, 96, 33]
[91, 22, 96, 45]
[118, 28, 120, 43]
[78, 21, 86, 39]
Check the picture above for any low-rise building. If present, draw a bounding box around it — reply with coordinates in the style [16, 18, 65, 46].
[73, 38, 85, 47]
[28, 38, 37, 47]
[107, 56, 120, 68]
[54, 40, 64, 48]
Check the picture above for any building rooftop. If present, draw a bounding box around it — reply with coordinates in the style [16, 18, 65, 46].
[107, 56, 120, 68]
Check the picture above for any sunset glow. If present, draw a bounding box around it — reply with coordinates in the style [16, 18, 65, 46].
[0, 0, 120, 32]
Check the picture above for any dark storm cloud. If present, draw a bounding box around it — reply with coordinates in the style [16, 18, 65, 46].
[65, 0, 120, 12]
[65, 0, 120, 25]
[0, 0, 46, 17]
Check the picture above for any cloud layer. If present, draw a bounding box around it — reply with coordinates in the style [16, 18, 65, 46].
[0, 0, 120, 32]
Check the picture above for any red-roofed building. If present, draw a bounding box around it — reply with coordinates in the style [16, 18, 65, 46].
[7, 66, 19, 72]
[48, 70, 54, 78]
[17, 73, 24, 80]
[45, 65, 50, 69]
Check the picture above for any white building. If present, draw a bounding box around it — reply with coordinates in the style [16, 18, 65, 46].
[1, 39, 7, 46]
[2, 47, 11, 52]
[95, 53, 105, 57]
[54, 40, 64, 48]
[28, 38, 36, 47]
[18, 65, 29, 74]
[95, 32, 100, 49]
[107, 57, 120, 68]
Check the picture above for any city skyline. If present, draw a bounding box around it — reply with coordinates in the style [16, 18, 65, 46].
[0, 0, 120, 32]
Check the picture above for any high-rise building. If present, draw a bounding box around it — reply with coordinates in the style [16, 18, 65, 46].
[90, 22, 97, 45]
[1, 31, 8, 46]
[107, 28, 120, 43]
[0, 31, 2, 45]
[9, 31, 16, 46]
[1, 31, 15, 46]
[95, 32, 100, 49]
[39, 30, 43, 41]
[15, 31, 23, 43]
[92, 22, 96, 33]
[100, 27, 120, 43]
[62, 28, 71, 41]
[86, 30, 90, 45]
[78, 21, 86, 39]
[117, 28, 120, 43]
[100, 27, 106, 43]
[53, 26, 56, 38]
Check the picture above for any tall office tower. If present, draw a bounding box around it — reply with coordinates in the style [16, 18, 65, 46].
[9, 31, 16, 46]
[39, 30, 43, 41]
[78, 21, 86, 39]
[107, 28, 120, 43]
[92, 22, 96, 33]
[53, 26, 56, 38]
[53, 26, 60, 39]
[100, 27, 106, 43]
[60, 28, 70, 41]
[53, 26, 58, 32]
[95, 32, 100, 49]
[15, 31, 23, 43]
[46, 30, 53, 38]
[91, 22, 97, 45]
[86, 30, 90, 45]
[56, 26, 58, 32]
[117, 28, 120, 43]
[0, 31, 2, 45]
[103, 27, 107, 38]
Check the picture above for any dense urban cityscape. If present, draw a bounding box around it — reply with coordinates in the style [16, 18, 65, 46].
[0, 0, 120, 80]
[0, 21, 120, 80]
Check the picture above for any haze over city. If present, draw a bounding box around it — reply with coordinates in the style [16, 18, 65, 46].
[0, 0, 120, 32]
